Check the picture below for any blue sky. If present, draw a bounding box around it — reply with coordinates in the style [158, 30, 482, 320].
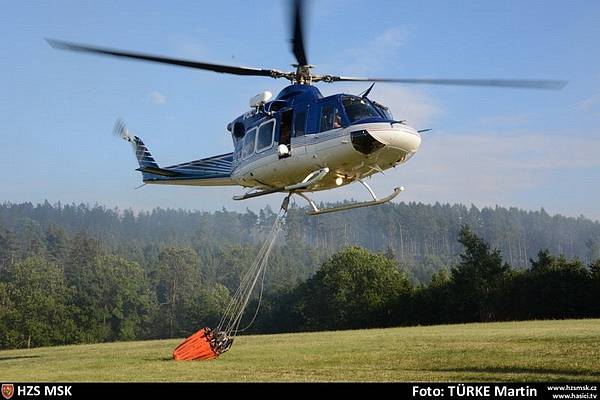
[2, 0, 600, 219]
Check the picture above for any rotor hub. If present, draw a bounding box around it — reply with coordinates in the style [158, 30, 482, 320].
[289, 64, 314, 85]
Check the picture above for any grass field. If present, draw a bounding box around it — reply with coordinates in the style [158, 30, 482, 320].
[1, 319, 599, 382]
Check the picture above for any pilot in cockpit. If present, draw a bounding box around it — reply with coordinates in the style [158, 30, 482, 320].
[333, 112, 342, 128]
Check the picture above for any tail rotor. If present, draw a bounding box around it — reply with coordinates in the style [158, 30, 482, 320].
[113, 118, 133, 142]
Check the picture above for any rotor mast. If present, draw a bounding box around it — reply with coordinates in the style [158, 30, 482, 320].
[291, 64, 314, 85]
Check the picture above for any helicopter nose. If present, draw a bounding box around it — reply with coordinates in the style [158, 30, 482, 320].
[366, 124, 421, 153]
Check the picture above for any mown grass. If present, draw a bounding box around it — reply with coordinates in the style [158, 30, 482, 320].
[1, 319, 599, 382]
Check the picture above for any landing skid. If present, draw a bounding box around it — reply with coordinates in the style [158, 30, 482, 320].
[296, 181, 404, 215]
[233, 168, 403, 215]
[232, 167, 329, 201]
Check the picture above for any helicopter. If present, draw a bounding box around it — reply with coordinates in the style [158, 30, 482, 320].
[47, 0, 566, 215]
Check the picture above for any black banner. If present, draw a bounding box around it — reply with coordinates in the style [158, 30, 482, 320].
[1, 382, 598, 399]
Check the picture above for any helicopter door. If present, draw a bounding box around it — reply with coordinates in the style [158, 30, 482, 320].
[278, 109, 293, 158]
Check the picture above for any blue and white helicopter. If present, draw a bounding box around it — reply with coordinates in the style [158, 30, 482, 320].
[48, 1, 565, 215]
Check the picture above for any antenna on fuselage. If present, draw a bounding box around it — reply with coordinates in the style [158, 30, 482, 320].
[360, 82, 376, 98]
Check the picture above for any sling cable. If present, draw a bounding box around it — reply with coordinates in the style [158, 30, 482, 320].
[173, 195, 290, 360]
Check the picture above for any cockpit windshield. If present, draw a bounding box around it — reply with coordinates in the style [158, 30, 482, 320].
[372, 101, 393, 120]
[342, 96, 382, 123]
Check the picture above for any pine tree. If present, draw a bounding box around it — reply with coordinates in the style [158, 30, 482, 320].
[451, 225, 509, 322]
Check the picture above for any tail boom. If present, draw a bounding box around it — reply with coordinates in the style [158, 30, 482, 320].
[116, 120, 235, 186]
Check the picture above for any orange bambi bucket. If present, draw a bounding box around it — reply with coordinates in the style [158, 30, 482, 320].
[173, 327, 218, 361]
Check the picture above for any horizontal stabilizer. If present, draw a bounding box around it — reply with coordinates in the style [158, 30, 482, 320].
[136, 166, 183, 177]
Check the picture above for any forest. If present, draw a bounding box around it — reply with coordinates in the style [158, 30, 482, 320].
[0, 200, 599, 349]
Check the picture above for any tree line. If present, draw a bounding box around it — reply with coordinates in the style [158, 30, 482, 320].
[253, 227, 600, 334]
[0, 201, 599, 349]
[2, 200, 600, 283]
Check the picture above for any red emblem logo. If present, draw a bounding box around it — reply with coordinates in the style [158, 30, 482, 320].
[1, 384, 14, 400]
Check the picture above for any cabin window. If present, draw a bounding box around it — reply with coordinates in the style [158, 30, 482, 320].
[294, 110, 306, 136]
[320, 105, 340, 132]
[233, 122, 245, 140]
[242, 128, 257, 159]
[256, 120, 275, 153]
[342, 96, 381, 123]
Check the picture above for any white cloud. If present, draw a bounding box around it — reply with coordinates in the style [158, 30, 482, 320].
[172, 41, 206, 59]
[579, 91, 600, 114]
[326, 26, 440, 127]
[369, 85, 441, 127]
[400, 131, 600, 195]
[477, 112, 540, 127]
[375, 26, 408, 50]
[149, 91, 167, 105]
[342, 26, 408, 75]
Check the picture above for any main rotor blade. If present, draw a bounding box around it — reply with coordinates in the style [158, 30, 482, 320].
[47, 39, 287, 78]
[320, 76, 567, 90]
[291, 0, 309, 66]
